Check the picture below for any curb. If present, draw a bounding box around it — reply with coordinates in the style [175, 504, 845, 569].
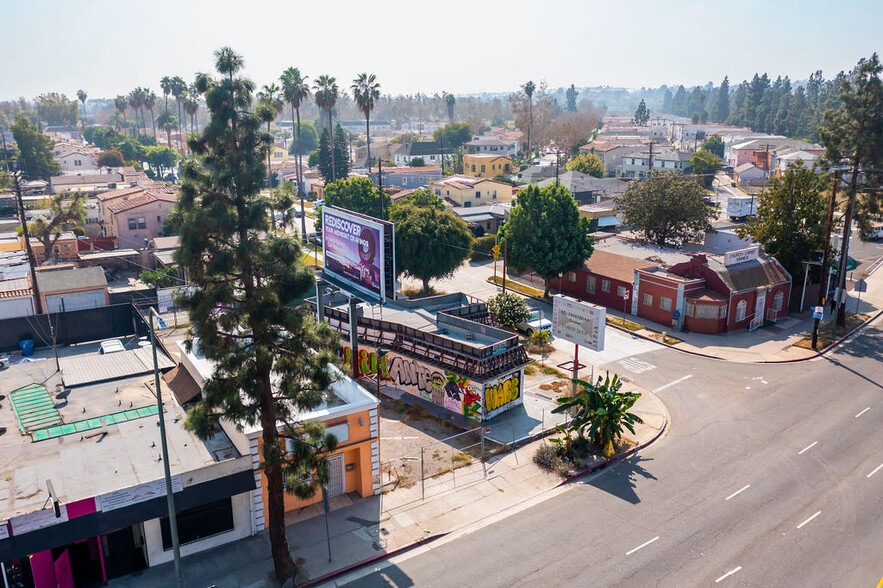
[487, 276, 883, 365]
[557, 415, 668, 487]
[299, 532, 449, 588]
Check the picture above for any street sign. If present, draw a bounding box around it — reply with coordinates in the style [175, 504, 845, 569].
[672, 310, 680, 319]
[623, 291, 630, 299]
[492, 245, 500, 260]
[854, 278, 868, 293]
[812, 306, 824, 320]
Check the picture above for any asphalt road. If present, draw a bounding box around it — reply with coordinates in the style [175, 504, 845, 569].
[341, 317, 883, 587]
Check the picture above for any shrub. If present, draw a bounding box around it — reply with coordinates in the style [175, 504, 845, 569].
[470, 234, 497, 261]
[487, 291, 530, 330]
[533, 443, 574, 477]
[529, 329, 551, 349]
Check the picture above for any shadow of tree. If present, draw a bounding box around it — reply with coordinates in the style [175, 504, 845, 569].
[580, 454, 657, 505]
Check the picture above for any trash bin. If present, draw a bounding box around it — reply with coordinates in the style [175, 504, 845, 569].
[19, 339, 35, 357]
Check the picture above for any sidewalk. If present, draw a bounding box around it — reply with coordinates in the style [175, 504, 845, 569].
[107, 388, 668, 588]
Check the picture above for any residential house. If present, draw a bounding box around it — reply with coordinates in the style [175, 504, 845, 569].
[270, 146, 289, 163]
[578, 142, 631, 177]
[463, 154, 513, 178]
[392, 142, 449, 166]
[34, 265, 109, 312]
[450, 203, 511, 236]
[512, 165, 556, 183]
[98, 186, 178, 249]
[773, 150, 820, 176]
[369, 166, 443, 189]
[0, 277, 35, 319]
[734, 163, 765, 185]
[21, 231, 79, 263]
[577, 203, 621, 231]
[537, 171, 621, 203]
[429, 175, 513, 207]
[50, 173, 125, 194]
[398, 120, 445, 134]
[464, 136, 519, 157]
[619, 147, 692, 178]
[177, 340, 381, 519]
[337, 120, 392, 133]
[726, 137, 824, 169]
[56, 150, 99, 173]
[43, 125, 82, 141]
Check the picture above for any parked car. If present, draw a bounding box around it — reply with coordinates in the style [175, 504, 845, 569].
[517, 308, 552, 335]
[99, 339, 126, 355]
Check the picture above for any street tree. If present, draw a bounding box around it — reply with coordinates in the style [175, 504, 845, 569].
[97, 149, 124, 168]
[487, 292, 530, 331]
[616, 170, 714, 246]
[323, 177, 390, 219]
[35, 92, 78, 126]
[281, 66, 311, 240]
[701, 135, 725, 159]
[690, 148, 722, 187]
[735, 161, 826, 281]
[633, 98, 650, 125]
[552, 372, 643, 447]
[11, 115, 61, 180]
[565, 152, 605, 178]
[390, 200, 473, 293]
[351, 73, 381, 171]
[498, 184, 594, 297]
[26, 191, 87, 263]
[174, 47, 341, 584]
[144, 145, 178, 178]
[433, 122, 472, 149]
[314, 75, 339, 181]
[546, 111, 601, 155]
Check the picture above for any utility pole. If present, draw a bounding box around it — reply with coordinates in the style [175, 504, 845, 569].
[811, 169, 840, 349]
[754, 144, 774, 217]
[647, 141, 654, 179]
[502, 240, 507, 294]
[12, 170, 44, 314]
[833, 162, 862, 328]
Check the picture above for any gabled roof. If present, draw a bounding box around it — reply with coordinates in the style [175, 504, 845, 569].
[398, 142, 443, 157]
[583, 250, 658, 283]
[96, 186, 144, 202]
[734, 163, 761, 173]
[708, 256, 790, 291]
[106, 191, 177, 214]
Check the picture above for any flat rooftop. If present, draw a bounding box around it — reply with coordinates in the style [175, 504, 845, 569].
[594, 236, 692, 267]
[0, 339, 239, 521]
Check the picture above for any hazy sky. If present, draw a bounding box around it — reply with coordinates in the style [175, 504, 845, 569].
[2, 0, 880, 100]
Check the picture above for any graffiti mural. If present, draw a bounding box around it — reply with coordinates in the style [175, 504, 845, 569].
[484, 371, 521, 414]
[444, 371, 482, 421]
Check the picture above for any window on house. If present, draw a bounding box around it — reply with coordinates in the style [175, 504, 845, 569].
[720, 304, 728, 319]
[686, 302, 695, 317]
[601, 279, 610, 293]
[617, 286, 627, 297]
[128, 218, 137, 230]
[492, 190, 497, 199]
[736, 299, 747, 321]
[471, 164, 476, 172]
[137, 217, 146, 229]
[773, 291, 784, 312]
[160, 497, 234, 550]
[568, 272, 576, 282]
[643, 293, 653, 306]
[587, 275, 596, 294]
[475, 191, 481, 199]
[402, 177, 408, 186]
[481, 165, 486, 173]
[435, 189, 441, 195]
[464, 201, 471, 208]
[660, 297, 672, 311]
[156, 216, 161, 223]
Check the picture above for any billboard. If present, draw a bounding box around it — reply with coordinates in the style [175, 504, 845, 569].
[322, 206, 394, 302]
[552, 295, 606, 352]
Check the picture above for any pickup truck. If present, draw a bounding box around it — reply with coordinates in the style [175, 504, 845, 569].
[517, 308, 552, 335]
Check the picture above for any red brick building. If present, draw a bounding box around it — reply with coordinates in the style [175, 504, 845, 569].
[550, 251, 656, 312]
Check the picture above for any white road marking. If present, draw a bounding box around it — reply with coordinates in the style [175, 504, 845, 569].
[796, 511, 821, 529]
[715, 566, 742, 583]
[625, 536, 660, 555]
[855, 407, 871, 418]
[867, 463, 883, 479]
[798, 441, 818, 455]
[725, 484, 751, 501]
[617, 358, 657, 374]
[653, 375, 693, 393]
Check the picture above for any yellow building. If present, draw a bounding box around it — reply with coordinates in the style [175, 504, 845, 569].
[463, 154, 513, 178]
[429, 175, 513, 207]
[270, 147, 290, 163]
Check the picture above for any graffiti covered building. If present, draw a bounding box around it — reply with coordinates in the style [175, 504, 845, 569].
[312, 292, 531, 422]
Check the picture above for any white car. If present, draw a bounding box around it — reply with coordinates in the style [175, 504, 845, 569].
[99, 340, 126, 355]
[517, 308, 552, 335]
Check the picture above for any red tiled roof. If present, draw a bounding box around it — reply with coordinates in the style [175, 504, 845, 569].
[583, 250, 659, 283]
[106, 191, 177, 213]
[96, 186, 144, 202]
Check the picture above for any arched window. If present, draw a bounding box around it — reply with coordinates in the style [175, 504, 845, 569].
[773, 291, 784, 312]
[736, 299, 747, 322]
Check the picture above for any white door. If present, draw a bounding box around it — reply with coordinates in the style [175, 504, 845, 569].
[326, 453, 345, 498]
[751, 289, 767, 331]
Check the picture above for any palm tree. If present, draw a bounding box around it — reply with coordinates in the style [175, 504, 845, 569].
[214, 47, 244, 81]
[551, 372, 643, 448]
[184, 94, 199, 139]
[351, 73, 381, 173]
[444, 92, 455, 120]
[522, 80, 535, 160]
[170, 76, 187, 151]
[156, 110, 176, 150]
[280, 67, 310, 242]
[114, 95, 129, 134]
[313, 75, 339, 181]
[257, 83, 285, 190]
[76, 89, 87, 122]
[128, 90, 143, 133]
[160, 76, 173, 114]
[144, 90, 157, 139]
[188, 81, 203, 132]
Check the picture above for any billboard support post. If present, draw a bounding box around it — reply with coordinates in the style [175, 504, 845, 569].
[348, 297, 360, 377]
[316, 279, 325, 323]
[572, 344, 580, 397]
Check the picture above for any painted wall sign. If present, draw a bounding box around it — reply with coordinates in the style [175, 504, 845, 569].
[97, 475, 183, 512]
[9, 506, 69, 535]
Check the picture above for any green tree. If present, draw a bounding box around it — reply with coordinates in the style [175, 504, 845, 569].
[565, 84, 578, 112]
[713, 76, 730, 123]
[498, 184, 594, 297]
[616, 170, 715, 246]
[552, 373, 643, 446]
[114, 95, 129, 133]
[76, 89, 87, 121]
[735, 162, 826, 281]
[565, 152, 605, 178]
[701, 135, 725, 159]
[139, 267, 179, 288]
[174, 47, 340, 584]
[323, 177, 390, 219]
[487, 292, 530, 331]
[117, 138, 146, 165]
[390, 200, 473, 293]
[690, 149, 722, 187]
[351, 73, 381, 170]
[144, 90, 158, 139]
[408, 157, 425, 167]
[156, 110, 177, 150]
[27, 191, 87, 263]
[444, 92, 456, 120]
[257, 83, 285, 189]
[397, 188, 444, 209]
[145, 145, 178, 178]
[35, 92, 78, 126]
[170, 76, 187, 150]
[389, 132, 419, 144]
[281, 66, 312, 242]
[288, 121, 318, 154]
[522, 81, 535, 158]
[314, 75, 340, 180]
[11, 115, 61, 180]
[334, 124, 350, 178]
[97, 149, 124, 168]
[633, 98, 650, 125]
[433, 121, 472, 150]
